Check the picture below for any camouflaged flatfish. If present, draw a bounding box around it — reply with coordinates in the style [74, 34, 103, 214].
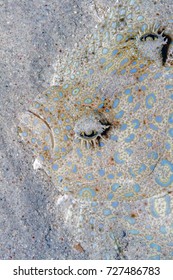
[18, 0, 173, 259]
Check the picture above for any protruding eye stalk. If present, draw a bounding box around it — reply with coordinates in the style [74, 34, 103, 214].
[74, 111, 110, 148]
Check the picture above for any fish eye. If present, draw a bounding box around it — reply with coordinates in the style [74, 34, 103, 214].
[74, 112, 110, 148]
[80, 130, 98, 139]
[140, 33, 158, 41]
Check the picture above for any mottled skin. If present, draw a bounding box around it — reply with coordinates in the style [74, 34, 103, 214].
[19, 1, 173, 259]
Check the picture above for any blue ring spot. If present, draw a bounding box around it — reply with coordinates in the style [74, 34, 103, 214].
[86, 156, 92, 166]
[76, 148, 83, 158]
[22, 131, 28, 137]
[125, 148, 133, 156]
[139, 73, 148, 82]
[112, 22, 117, 28]
[63, 84, 69, 89]
[120, 58, 129, 66]
[127, 13, 132, 19]
[54, 128, 59, 134]
[128, 95, 133, 103]
[132, 119, 140, 129]
[108, 174, 114, 179]
[166, 73, 173, 80]
[145, 235, 153, 240]
[64, 135, 68, 141]
[54, 146, 59, 152]
[168, 113, 173, 124]
[124, 88, 131, 95]
[111, 201, 119, 208]
[31, 138, 36, 143]
[112, 49, 118, 56]
[98, 103, 104, 108]
[165, 142, 171, 150]
[168, 128, 173, 137]
[137, 15, 144, 21]
[99, 57, 106, 64]
[133, 184, 140, 193]
[102, 48, 109, 54]
[58, 176, 63, 183]
[116, 34, 123, 41]
[115, 110, 124, 119]
[35, 103, 40, 108]
[84, 98, 92, 104]
[125, 133, 135, 143]
[107, 193, 114, 200]
[154, 72, 162, 80]
[146, 93, 156, 109]
[128, 229, 140, 235]
[72, 165, 77, 173]
[125, 192, 134, 197]
[125, 216, 136, 225]
[104, 62, 113, 70]
[112, 98, 120, 109]
[103, 209, 112, 216]
[72, 88, 80, 96]
[138, 163, 146, 174]
[141, 24, 148, 32]
[89, 69, 94, 75]
[155, 159, 173, 187]
[121, 69, 126, 74]
[140, 64, 145, 68]
[133, 102, 140, 112]
[120, 123, 127, 131]
[146, 133, 153, 139]
[111, 183, 120, 192]
[85, 173, 94, 180]
[147, 142, 153, 147]
[119, 9, 126, 15]
[149, 123, 158, 131]
[98, 169, 105, 177]
[110, 135, 118, 141]
[66, 125, 72, 130]
[141, 85, 146, 91]
[159, 226, 167, 234]
[130, 68, 137, 73]
[155, 116, 163, 123]
[99, 142, 105, 147]
[114, 152, 125, 164]
[150, 243, 161, 252]
[165, 84, 173, 90]
[59, 92, 63, 97]
[78, 187, 96, 198]
[52, 164, 58, 171]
